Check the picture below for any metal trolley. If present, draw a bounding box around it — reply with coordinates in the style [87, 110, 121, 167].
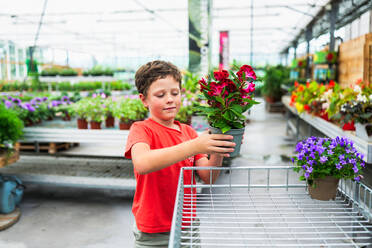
[169, 166, 372, 247]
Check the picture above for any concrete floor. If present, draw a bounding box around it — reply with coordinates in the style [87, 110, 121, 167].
[0, 98, 296, 248]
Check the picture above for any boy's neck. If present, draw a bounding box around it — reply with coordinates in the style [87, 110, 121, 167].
[150, 117, 180, 131]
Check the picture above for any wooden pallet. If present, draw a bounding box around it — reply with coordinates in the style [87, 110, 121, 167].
[0, 208, 21, 231]
[14, 142, 79, 154]
[0, 150, 20, 168]
[338, 33, 372, 87]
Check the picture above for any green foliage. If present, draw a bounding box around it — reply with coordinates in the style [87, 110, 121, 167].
[0, 103, 24, 146]
[262, 65, 290, 101]
[83, 66, 114, 76]
[112, 98, 148, 123]
[84, 97, 105, 122]
[182, 71, 200, 93]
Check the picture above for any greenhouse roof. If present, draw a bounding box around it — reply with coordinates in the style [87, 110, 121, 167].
[1, 0, 330, 65]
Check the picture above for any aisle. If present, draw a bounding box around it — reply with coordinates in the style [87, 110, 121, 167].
[0, 98, 296, 248]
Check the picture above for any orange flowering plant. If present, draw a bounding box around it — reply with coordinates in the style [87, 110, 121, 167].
[197, 65, 259, 133]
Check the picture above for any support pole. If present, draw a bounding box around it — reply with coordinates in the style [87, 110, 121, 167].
[305, 27, 312, 79]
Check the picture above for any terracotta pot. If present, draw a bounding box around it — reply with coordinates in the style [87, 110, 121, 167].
[265, 96, 276, 103]
[62, 113, 71, 121]
[119, 121, 134, 130]
[77, 118, 88, 129]
[342, 121, 355, 131]
[105, 116, 115, 128]
[90, 121, 102, 129]
[308, 176, 339, 201]
[25, 119, 33, 127]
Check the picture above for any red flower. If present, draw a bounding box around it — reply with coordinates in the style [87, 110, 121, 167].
[209, 82, 224, 96]
[294, 81, 299, 87]
[326, 52, 334, 62]
[237, 65, 257, 81]
[304, 104, 311, 111]
[306, 82, 310, 88]
[214, 70, 229, 81]
[199, 78, 208, 91]
[329, 80, 335, 88]
[298, 61, 303, 67]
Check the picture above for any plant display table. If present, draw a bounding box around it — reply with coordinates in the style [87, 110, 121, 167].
[282, 95, 372, 164]
[169, 166, 372, 247]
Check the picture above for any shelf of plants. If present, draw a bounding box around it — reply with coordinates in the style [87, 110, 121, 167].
[169, 166, 372, 247]
[21, 127, 129, 144]
[282, 96, 372, 164]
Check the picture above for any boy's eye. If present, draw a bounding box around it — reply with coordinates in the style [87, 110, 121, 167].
[156, 94, 164, 98]
[172, 92, 179, 96]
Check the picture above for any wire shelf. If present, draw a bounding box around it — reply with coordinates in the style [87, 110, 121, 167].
[169, 166, 372, 247]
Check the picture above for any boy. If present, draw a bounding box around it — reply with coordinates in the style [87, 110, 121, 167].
[125, 60, 235, 247]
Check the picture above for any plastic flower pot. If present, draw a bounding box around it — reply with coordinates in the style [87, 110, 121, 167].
[342, 121, 355, 131]
[77, 118, 88, 129]
[105, 116, 115, 128]
[119, 121, 134, 130]
[308, 176, 339, 201]
[355, 123, 372, 142]
[209, 126, 245, 158]
[90, 121, 101, 130]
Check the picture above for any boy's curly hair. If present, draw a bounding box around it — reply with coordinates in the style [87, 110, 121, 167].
[135, 60, 182, 97]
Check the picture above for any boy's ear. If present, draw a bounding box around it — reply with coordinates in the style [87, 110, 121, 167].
[139, 93, 148, 108]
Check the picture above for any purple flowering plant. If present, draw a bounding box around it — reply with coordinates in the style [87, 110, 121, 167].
[291, 136, 366, 186]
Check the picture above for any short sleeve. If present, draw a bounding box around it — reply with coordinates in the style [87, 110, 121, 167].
[124, 122, 152, 159]
[184, 125, 208, 162]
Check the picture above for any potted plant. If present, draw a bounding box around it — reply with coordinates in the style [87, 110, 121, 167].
[112, 97, 148, 130]
[85, 97, 105, 129]
[103, 97, 115, 128]
[0, 103, 23, 167]
[72, 99, 89, 129]
[196, 65, 259, 157]
[291, 136, 366, 201]
[262, 65, 289, 103]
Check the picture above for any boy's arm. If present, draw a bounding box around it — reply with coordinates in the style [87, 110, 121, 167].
[195, 154, 224, 184]
[131, 132, 235, 175]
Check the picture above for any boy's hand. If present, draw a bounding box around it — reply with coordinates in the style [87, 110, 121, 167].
[193, 130, 235, 157]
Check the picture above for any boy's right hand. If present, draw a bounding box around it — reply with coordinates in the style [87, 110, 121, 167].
[193, 130, 236, 157]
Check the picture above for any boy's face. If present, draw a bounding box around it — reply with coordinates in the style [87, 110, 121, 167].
[140, 75, 181, 124]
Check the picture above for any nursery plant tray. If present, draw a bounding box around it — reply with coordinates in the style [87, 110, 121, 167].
[169, 166, 372, 247]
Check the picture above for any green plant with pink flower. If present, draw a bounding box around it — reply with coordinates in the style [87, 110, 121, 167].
[196, 65, 259, 133]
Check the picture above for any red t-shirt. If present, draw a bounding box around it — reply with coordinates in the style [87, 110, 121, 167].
[125, 118, 206, 233]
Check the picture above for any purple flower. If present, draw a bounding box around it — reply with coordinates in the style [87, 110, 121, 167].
[320, 156, 328, 163]
[42, 96, 48, 101]
[353, 166, 359, 173]
[51, 100, 61, 107]
[291, 157, 295, 163]
[4, 100, 12, 108]
[25, 103, 35, 112]
[304, 172, 310, 178]
[307, 167, 313, 173]
[339, 154, 345, 161]
[310, 153, 316, 159]
[62, 96, 70, 102]
[308, 160, 315, 166]
[335, 163, 342, 170]
[13, 98, 21, 104]
[327, 150, 334, 155]
[354, 176, 360, 181]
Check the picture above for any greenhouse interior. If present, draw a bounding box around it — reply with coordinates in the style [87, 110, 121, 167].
[0, 0, 372, 247]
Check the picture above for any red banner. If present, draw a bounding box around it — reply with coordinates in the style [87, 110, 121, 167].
[219, 31, 229, 71]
